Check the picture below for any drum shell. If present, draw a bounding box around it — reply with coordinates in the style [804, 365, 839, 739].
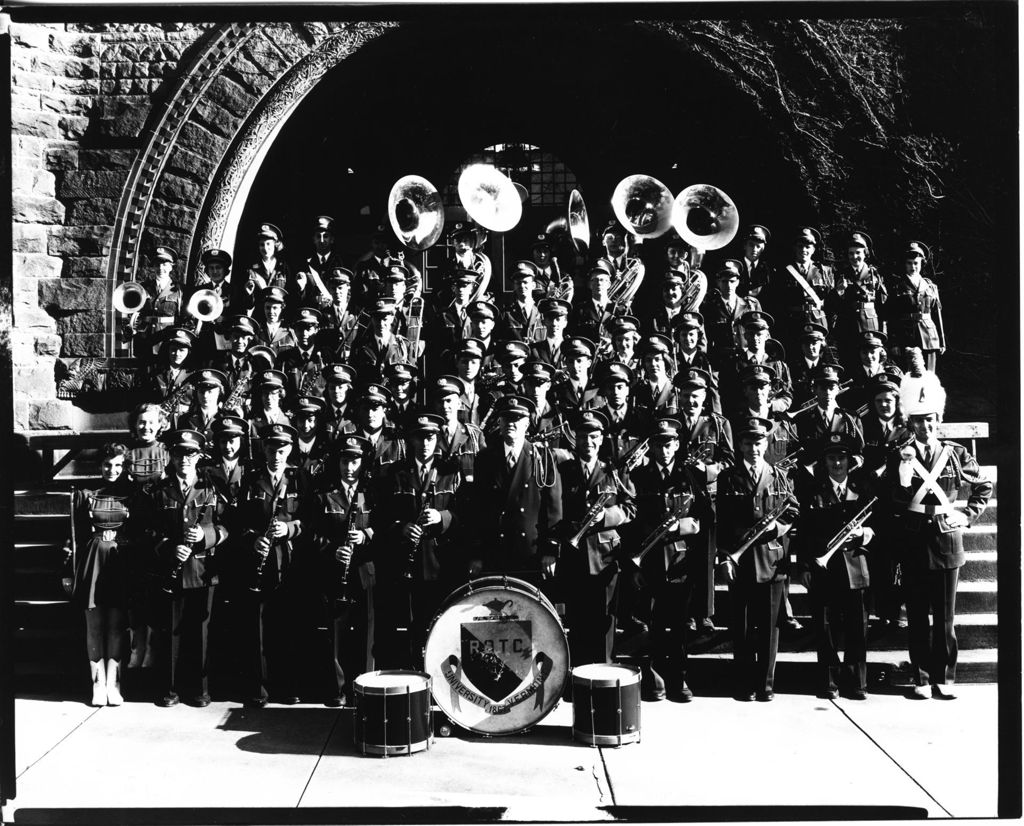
[424, 576, 569, 736]
[571, 664, 641, 747]
[353, 670, 433, 756]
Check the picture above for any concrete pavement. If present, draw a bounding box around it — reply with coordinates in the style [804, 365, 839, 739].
[4, 686, 999, 821]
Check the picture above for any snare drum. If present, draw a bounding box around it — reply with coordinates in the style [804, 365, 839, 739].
[571, 663, 641, 747]
[424, 576, 569, 735]
[353, 670, 432, 756]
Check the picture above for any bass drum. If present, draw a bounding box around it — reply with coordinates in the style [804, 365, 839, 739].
[424, 576, 569, 735]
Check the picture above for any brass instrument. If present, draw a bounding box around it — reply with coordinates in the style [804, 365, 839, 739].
[683, 441, 716, 467]
[721, 497, 792, 569]
[816, 495, 878, 568]
[161, 500, 212, 595]
[113, 280, 150, 338]
[671, 184, 739, 270]
[567, 489, 616, 549]
[388, 175, 445, 251]
[611, 175, 674, 239]
[787, 379, 854, 418]
[221, 375, 251, 416]
[160, 379, 194, 419]
[773, 447, 804, 473]
[616, 437, 650, 473]
[183, 288, 224, 334]
[630, 492, 695, 567]
[531, 421, 569, 445]
[458, 164, 522, 233]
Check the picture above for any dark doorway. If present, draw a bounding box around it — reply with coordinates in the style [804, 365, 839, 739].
[236, 19, 808, 285]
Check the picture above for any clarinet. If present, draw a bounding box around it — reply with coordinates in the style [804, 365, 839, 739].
[405, 471, 437, 581]
[162, 499, 211, 595]
[251, 493, 285, 593]
[334, 484, 361, 607]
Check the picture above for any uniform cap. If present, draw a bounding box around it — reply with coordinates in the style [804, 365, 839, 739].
[608, 315, 641, 336]
[467, 300, 499, 320]
[900, 370, 946, 417]
[573, 409, 609, 434]
[738, 363, 776, 386]
[848, 230, 873, 250]
[449, 268, 479, 285]
[384, 264, 409, 283]
[673, 312, 704, 331]
[793, 227, 821, 247]
[662, 270, 686, 286]
[356, 383, 393, 407]
[154, 246, 178, 264]
[869, 372, 902, 396]
[493, 395, 535, 420]
[821, 432, 861, 458]
[404, 412, 444, 435]
[294, 306, 323, 327]
[456, 338, 486, 360]
[512, 260, 540, 280]
[564, 336, 596, 359]
[260, 423, 297, 445]
[716, 260, 743, 279]
[531, 233, 551, 249]
[736, 416, 776, 440]
[212, 415, 246, 437]
[258, 223, 282, 241]
[384, 362, 419, 383]
[227, 315, 259, 338]
[192, 369, 227, 390]
[257, 369, 287, 389]
[538, 298, 571, 317]
[200, 248, 231, 268]
[336, 434, 371, 458]
[905, 240, 930, 260]
[859, 330, 888, 349]
[324, 363, 357, 385]
[371, 298, 398, 316]
[638, 333, 673, 356]
[739, 310, 774, 330]
[495, 339, 530, 362]
[746, 225, 771, 243]
[673, 367, 712, 391]
[800, 323, 828, 342]
[314, 215, 336, 233]
[520, 360, 556, 385]
[811, 363, 844, 385]
[259, 286, 287, 305]
[596, 360, 634, 386]
[601, 222, 625, 238]
[163, 428, 205, 452]
[432, 375, 467, 398]
[294, 395, 327, 415]
[588, 258, 616, 279]
[651, 417, 683, 442]
[327, 267, 353, 285]
[162, 326, 196, 349]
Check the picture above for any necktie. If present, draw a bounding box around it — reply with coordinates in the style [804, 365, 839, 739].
[924, 445, 933, 465]
[507, 451, 517, 473]
[749, 464, 759, 486]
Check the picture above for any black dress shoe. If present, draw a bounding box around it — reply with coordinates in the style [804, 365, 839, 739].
[279, 695, 301, 705]
[847, 689, 868, 701]
[642, 689, 666, 702]
[159, 693, 179, 708]
[735, 691, 756, 702]
[686, 617, 697, 632]
[819, 689, 839, 700]
[245, 696, 268, 709]
[324, 696, 345, 708]
[190, 694, 211, 708]
[700, 617, 717, 632]
[783, 617, 803, 633]
[669, 683, 693, 703]
[755, 690, 774, 702]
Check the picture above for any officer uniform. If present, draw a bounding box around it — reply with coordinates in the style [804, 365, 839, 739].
[432, 375, 487, 482]
[794, 435, 877, 698]
[186, 247, 234, 360]
[135, 429, 226, 706]
[649, 270, 689, 338]
[317, 268, 362, 362]
[321, 363, 358, 441]
[255, 287, 298, 354]
[290, 396, 331, 482]
[598, 315, 642, 373]
[142, 326, 197, 428]
[762, 227, 835, 354]
[700, 260, 762, 353]
[571, 260, 618, 343]
[243, 224, 293, 313]
[551, 336, 600, 416]
[672, 313, 721, 415]
[791, 363, 865, 457]
[728, 364, 802, 469]
[247, 370, 292, 458]
[834, 231, 887, 368]
[633, 334, 679, 417]
[555, 410, 637, 667]
[530, 298, 573, 374]
[883, 241, 945, 371]
[178, 369, 228, 444]
[500, 261, 547, 342]
[338, 383, 405, 484]
[348, 298, 413, 383]
[788, 323, 840, 411]
[277, 307, 327, 398]
[718, 311, 794, 418]
[737, 224, 774, 298]
[590, 361, 651, 468]
[716, 417, 800, 700]
[295, 215, 344, 308]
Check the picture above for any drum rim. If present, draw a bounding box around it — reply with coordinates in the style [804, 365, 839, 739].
[354, 669, 432, 695]
[571, 663, 641, 687]
[424, 575, 557, 639]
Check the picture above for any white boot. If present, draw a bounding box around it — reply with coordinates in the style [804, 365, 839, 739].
[105, 659, 123, 706]
[90, 660, 107, 707]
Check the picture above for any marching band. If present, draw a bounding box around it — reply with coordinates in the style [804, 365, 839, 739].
[66, 170, 990, 714]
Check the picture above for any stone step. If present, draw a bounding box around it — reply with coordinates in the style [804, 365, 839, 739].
[14, 541, 67, 570]
[963, 525, 997, 552]
[14, 567, 73, 603]
[13, 490, 72, 516]
[962, 550, 997, 580]
[730, 580, 997, 616]
[14, 513, 71, 544]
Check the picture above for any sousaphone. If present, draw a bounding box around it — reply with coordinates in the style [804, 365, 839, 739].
[388, 175, 445, 251]
[457, 164, 522, 233]
[611, 175, 674, 240]
[672, 184, 739, 266]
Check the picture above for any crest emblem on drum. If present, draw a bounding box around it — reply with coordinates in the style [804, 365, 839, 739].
[460, 611, 533, 702]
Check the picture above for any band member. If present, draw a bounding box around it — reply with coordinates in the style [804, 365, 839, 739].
[187, 247, 234, 359]
[201, 415, 249, 513]
[290, 395, 330, 481]
[379, 266, 412, 338]
[633, 334, 678, 417]
[500, 262, 546, 342]
[762, 227, 835, 354]
[372, 412, 462, 669]
[466, 300, 500, 356]
[884, 371, 990, 699]
[307, 434, 375, 706]
[883, 241, 945, 372]
[208, 315, 261, 413]
[319, 268, 361, 361]
[140, 326, 196, 428]
[571, 261, 616, 343]
[791, 363, 865, 457]
[554, 410, 636, 667]
[468, 395, 563, 578]
[531, 298, 572, 374]
[601, 315, 642, 372]
[136, 429, 227, 707]
[674, 368, 734, 629]
[130, 246, 183, 357]
[431, 375, 486, 482]
[383, 362, 418, 421]
[700, 260, 762, 354]
[519, 361, 565, 445]
[671, 313, 720, 415]
[591, 361, 651, 468]
[716, 417, 800, 701]
[627, 417, 709, 701]
[650, 270, 689, 337]
[237, 423, 310, 706]
[454, 338, 487, 426]
[294, 215, 342, 308]
[718, 311, 793, 417]
[795, 434, 877, 699]
[322, 363, 358, 439]
[482, 339, 530, 405]
[601, 222, 642, 286]
[248, 370, 291, 458]
[178, 369, 227, 443]
[430, 269, 477, 360]
[738, 224, 773, 297]
[354, 225, 390, 305]
[277, 307, 326, 398]
[530, 233, 568, 300]
[66, 442, 132, 706]
[839, 331, 903, 415]
[242, 223, 292, 313]
[730, 365, 801, 468]
[789, 323, 838, 411]
[833, 230, 887, 371]
[348, 297, 413, 383]
[551, 336, 599, 416]
[255, 287, 297, 355]
[339, 383, 404, 483]
[447, 222, 491, 301]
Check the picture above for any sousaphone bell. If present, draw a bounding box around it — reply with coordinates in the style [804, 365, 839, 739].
[611, 175, 674, 240]
[388, 175, 445, 251]
[457, 164, 522, 233]
[672, 184, 739, 264]
[544, 188, 591, 256]
[112, 281, 149, 314]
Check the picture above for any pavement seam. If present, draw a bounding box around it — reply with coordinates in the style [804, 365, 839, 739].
[16, 705, 101, 780]
[295, 708, 342, 808]
[831, 700, 954, 817]
[595, 746, 616, 806]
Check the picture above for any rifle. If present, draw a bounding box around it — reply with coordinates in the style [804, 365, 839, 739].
[815, 495, 877, 568]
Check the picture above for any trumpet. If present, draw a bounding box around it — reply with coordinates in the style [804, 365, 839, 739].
[630, 493, 694, 567]
[684, 441, 716, 467]
[567, 489, 616, 548]
[616, 437, 650, 473]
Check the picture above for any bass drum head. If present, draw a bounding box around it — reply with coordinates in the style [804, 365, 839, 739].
[424, 576, 569, 735]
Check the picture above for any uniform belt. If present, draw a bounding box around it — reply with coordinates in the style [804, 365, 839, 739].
[907, 502, 954, 516]
[899, 312, 926, 320]
[855, 301, 875, 309]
